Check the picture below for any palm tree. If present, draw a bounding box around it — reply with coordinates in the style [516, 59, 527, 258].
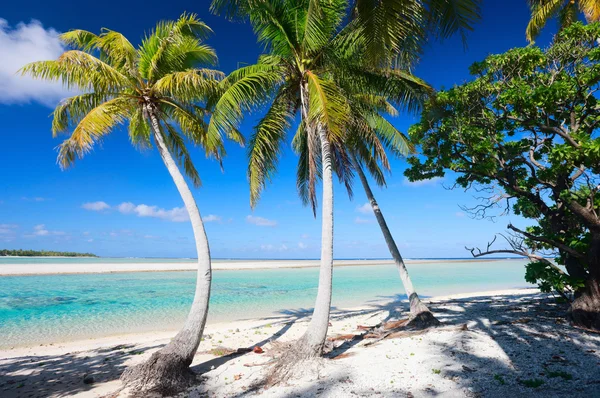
[210, 0, 429, 366]
[343, 93, 440, 327]
[341, 0, 482, 326]
[20, 14, 243, 395]
[526, 0, 600, 42]
[351, 0, 482, 66]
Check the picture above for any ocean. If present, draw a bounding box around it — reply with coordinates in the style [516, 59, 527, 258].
[0, 258, 531, 347]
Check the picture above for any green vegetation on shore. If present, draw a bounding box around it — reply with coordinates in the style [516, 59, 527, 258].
[0, 249, 98, 257]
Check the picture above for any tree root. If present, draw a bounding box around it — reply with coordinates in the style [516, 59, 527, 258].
[407, 310, 441, 329]
[568, 281, 600, 331]
[120, 350, 195, 397]
[328, 322, 467, 351]
[264, 340, 325, 388]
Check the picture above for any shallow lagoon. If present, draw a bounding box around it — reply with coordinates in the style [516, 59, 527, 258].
[0, 259, 529, 347]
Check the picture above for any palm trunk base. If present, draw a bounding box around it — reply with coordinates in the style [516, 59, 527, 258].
[407, 309, 441, 329]
[120, 348, 196, 397]
[407, 295, 440, 329]
[266, 337, 331, 387]
[569, 279, 600, 331]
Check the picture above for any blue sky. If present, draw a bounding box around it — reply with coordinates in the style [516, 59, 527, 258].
[0, 1, 559, 259]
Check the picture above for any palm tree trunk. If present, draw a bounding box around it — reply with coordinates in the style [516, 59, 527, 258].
[300, 123, 335, 354]
[121, 110, 212, 395]
[350, 152, 439, 328]
[294, 81, 335, 357]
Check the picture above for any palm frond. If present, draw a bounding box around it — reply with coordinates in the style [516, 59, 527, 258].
[60, 30, 99, 51]
[163, 122, 202, 187]
[208, 64, 284, 140]
[52, 92, 115, 136]
[57, 96, 133, 168]
[20, 50, 130, 92]
[139, 13, 215, 81]
[248, 88, 296, 206]
[351, 0, 425, 66]
[526, 0, 564, 42]
[305, 71, 350, 144]
[154, 68, 224, 103]
[160, 99, 226, 160]
[128, 107, 152, 149]
[424, 0, 482, 45]
[293, 119, 322, 215]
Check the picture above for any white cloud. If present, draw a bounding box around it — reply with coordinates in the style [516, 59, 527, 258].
[356, 202, 373, 214]
[86, 239, 93, 242]
[117, 202, 189, 222]
[300, 234, 310, 239]
[203, 214, 221, 223]
[82, 201, 110, 211]
[33, 224, 48, 236]
[260, 243, 289, 252]
[0, 224, 18, 235]
[403, 176, 444, 187]
[354, 217, 374, 224]
[116, 202, 135, 213]
[246, 215, 277, 227]
[455, 212, 466, 218]
[0, 19, 73, 106]
[298, 242, 307, 249]
[28, 224, 65, 237]
[22, 197, 48, 202]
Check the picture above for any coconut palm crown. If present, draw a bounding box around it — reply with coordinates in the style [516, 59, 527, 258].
[21, 13, 243, 176]
[211, 0, 428, 212]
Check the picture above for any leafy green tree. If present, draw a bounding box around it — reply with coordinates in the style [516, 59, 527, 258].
[0, 249, 97, 257]
[406, 22, 600, 331]
[21, 14, 243, 394]
[526, 0, 600, 42]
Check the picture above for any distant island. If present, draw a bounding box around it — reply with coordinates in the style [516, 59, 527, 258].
[0, 249, 98, 257]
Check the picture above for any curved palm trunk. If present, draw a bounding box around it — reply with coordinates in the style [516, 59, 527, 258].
[121, 111, 212, 395]
[351, 153, 439, 327]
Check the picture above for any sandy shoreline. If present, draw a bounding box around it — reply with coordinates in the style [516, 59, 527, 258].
[1, 288, 598, 398]
[0, 258, 520, 276]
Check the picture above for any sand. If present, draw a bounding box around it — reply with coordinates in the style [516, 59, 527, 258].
[0, 258, 517, 276]
[1, 288, 599, 397]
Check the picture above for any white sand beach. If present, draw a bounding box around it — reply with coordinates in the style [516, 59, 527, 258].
[1, 288, 598, 397]
[0, 258, 517, 276]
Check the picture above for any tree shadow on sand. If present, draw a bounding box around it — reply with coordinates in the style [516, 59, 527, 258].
[419, 292, 600, 397]
[223, 291, 599, 397]
[0, 343, 162, 398]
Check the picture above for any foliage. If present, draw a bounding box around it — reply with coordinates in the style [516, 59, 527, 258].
[351, 0, 481, 66]
[521, 378, 545, 388]
[211, 0, 430, 213]
[20, 13, 241, 186]
[406, 22, 600, 298]
[526, 0, 600, 42]
[0, 249, 97, 257]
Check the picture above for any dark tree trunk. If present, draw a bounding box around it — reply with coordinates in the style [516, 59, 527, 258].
[569, 233, 600, 330]
[569, 277, 600, 330]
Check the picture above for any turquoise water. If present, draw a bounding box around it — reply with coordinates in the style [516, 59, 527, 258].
[0, 260, 530, 347]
